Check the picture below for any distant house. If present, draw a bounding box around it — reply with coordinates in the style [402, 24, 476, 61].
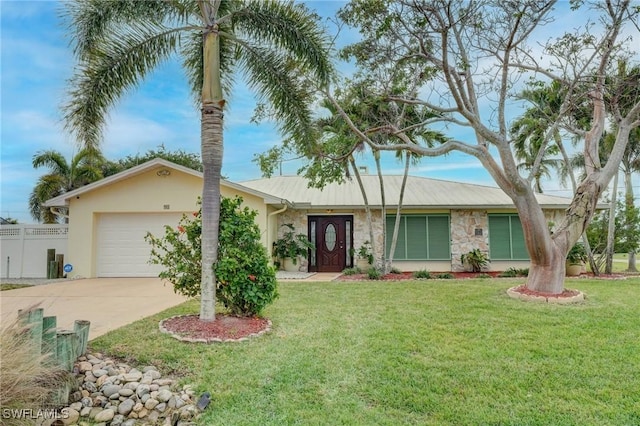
[44, 158, 574, 278]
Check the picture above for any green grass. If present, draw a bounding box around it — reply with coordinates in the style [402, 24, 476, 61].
[613, 253, 637, 272]
[90, 277, 640, 425]
[0, 283, 33, 291]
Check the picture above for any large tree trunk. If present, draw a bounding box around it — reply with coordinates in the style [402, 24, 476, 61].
[520, 175, 604, 293]
[512, 190, 567, 294]
[199, 26, 223, 322]
[526, 247, 567, 293]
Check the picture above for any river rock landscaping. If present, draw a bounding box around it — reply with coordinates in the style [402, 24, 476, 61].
[45, 352, 202, 426]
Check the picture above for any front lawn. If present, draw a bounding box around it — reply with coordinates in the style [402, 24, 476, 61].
[90, 277, 640, 425]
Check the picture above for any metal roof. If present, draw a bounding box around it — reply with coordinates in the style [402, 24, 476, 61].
[240, 175, 575, 209]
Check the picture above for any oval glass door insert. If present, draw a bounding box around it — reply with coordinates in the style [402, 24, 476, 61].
[325, 224, 337, 251]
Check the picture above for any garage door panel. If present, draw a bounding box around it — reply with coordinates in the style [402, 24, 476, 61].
[97, 213, 182, 277]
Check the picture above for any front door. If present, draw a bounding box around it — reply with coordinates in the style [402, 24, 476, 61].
[308, 216, 353, 272]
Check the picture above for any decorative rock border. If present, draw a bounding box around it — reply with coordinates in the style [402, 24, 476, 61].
[507, 286, 585, 304]
[51, 352, 201, 426]
[159, 315, 272, 343]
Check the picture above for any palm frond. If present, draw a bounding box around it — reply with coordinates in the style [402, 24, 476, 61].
[62, 0, 191, 60]
[63, 22, 183, 149]
[29, 175, 66, 223]
[238, 44, 317, 144]
[231, 0, 334, 85]
[32, 151, 70, 176]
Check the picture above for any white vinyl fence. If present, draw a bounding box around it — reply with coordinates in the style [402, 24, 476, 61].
[0, 225, 68, 279]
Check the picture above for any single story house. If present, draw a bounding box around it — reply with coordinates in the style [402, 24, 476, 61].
[44, 158, 574, 278]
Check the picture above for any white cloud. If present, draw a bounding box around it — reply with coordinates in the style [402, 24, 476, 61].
[101, 113, 180, 157]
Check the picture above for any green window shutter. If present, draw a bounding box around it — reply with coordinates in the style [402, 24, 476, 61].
[427, 216, 450, 259]
[489, 215, 512, 259]
[386, 215, 450, 260]
[406, 216, 427, 259]
[489, 214, 530, 260]
[386, 216, 406, 259]
[510, 216, 529, 259]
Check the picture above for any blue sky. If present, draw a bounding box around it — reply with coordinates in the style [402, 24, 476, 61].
[1, 1, 637, 223]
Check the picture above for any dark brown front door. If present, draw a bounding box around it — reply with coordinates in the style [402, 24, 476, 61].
[308, 216, 353, 272]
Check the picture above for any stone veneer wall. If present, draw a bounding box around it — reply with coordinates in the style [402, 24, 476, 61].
[450, 210, 489, 272]
[451, 209, 567, 272]
[352, 210, 384, 266]
[277, 208, 566, 272]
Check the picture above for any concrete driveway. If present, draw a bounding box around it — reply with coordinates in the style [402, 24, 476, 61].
[0, 278, 189, 340]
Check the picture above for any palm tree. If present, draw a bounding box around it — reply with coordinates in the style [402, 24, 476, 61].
[62, 0, 332, 321]
[509, 82, 566, 194]
[622, 127, 640, 271]
[29, 149, 104, 223]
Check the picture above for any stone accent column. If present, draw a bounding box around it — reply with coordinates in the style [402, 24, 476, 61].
[353, 210, 383, 266]
[450, 210, 489, 271]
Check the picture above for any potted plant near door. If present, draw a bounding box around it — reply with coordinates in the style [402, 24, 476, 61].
[566, 243, 587, 276]
[273, 224, 314, 272]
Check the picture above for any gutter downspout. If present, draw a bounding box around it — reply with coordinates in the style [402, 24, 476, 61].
[267, 200, 290, 262]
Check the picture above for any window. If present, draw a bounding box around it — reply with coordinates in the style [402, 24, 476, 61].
[488, 214, 529, 260]
[386, 215, 450, 260]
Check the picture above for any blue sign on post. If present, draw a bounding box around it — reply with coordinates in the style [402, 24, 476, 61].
[63, 264, 73, 273]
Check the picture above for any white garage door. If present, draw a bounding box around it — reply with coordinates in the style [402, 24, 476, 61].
[96, 213, 183, 277]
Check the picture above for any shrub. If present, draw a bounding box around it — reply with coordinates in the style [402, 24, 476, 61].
[436, 272, 454, 279]
[342, 267, 361, 275]
[412, 269, 431, 279]
[498, 267, 529, 278]
[389, 267, 402, 274]
[460, 249, 490, 272]
[146, 196, 278, 316]
[498, 268, 518, 278]
[367, 267, 382, 280]
[0, 315, 69, 424]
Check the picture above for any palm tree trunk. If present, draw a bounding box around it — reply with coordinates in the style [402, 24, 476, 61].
[624, 170, 638, 272]
[199, 26, 224, 322]
[605, 171, 619, 274]
[373, 150, 386, 272]
[388, 151, 410, 269]
[349, 157, 376, 265]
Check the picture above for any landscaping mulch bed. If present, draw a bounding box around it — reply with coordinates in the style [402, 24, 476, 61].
[508, 284, 581, 298]
[338, 271, 503, 281]
[160, 314, 271, 343]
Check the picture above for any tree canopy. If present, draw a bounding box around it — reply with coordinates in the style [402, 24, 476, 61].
[315, 0, 640, 293]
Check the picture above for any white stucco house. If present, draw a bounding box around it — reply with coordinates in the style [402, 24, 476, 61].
[42, 158, 575, 278]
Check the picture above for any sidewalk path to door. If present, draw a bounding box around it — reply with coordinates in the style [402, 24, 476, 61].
[0, 278, 188, 340]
